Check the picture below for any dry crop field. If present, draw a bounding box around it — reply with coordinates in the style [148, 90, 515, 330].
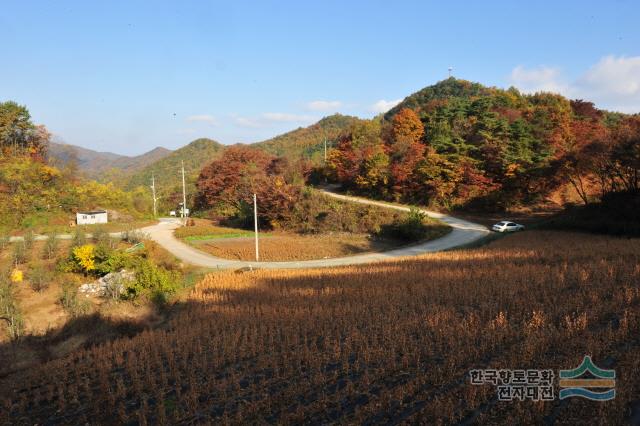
[1, 231, 639, 424]
[177, 218, 450, 262]
[192, 233, 399, 261]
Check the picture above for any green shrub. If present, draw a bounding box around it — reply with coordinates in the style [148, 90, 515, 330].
[0, 234, 9, 251]
[93, 245, 130, 276]
[12, 242, 28, 265]
[92, 226, 108, 244]
[0, 277, 25, 340]
[57, 244, 92, 274]
[123, 260, 180, 302]
[42, 233, 59, 259]
[22, 230, 35, 250]
[59, 283, 90, 318]
[122, 228, 147, 245]
[288, 191, 405, 234]
[71, 228, 87, 247]
[29, 263, 54, 292]
[104, 273, 129, 300]
[378, 208, 431, 241]
[58, 244, 132, 277]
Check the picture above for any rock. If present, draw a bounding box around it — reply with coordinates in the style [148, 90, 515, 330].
[234, 266, 256, 274]
[78, 269, 135, 297]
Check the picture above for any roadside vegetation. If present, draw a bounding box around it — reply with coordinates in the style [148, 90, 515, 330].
[192, 146, 450, 261]
[1, 231, 637, 423]
[541, 189, 640, 236]
[0, 226, 202, 378]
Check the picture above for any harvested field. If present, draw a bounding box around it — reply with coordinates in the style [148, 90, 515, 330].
[1, 231, 638, 424]
[191, 233, 399, 261]
[177, 219, 451, 261]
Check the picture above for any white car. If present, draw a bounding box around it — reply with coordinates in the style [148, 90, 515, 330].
[492, 221, 525, 233]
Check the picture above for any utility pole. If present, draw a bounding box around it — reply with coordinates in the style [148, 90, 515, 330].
[150, 173, 157, 217]
[324, 138, 327, 163]
[181, 160, 187, 225]
[253, 193, 259, 262]
[448, 67, 453, 78]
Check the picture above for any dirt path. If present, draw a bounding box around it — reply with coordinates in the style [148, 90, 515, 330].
[141, 191, 490, 270]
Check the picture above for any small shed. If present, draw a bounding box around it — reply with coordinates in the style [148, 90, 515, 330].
[76, 210, 108, 225]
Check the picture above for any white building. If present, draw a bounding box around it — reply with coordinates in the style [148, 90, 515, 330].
[76, 210, 108, 225]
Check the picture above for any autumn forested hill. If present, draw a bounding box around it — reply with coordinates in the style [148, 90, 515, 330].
[251, 114, 363, 162]
[122, 138, 225, 210]
[7, 77, 638, 223]
[323, 78, 638, 211]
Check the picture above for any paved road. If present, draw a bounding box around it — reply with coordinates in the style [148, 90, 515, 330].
[141, 191, 490, 270]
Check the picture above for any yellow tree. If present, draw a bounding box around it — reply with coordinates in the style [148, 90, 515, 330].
[391, 108, 424, 147]
[388, 108, 426, 198]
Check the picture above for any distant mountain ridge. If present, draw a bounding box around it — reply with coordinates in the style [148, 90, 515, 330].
[49, 142, 172, 178]
[124, 137, 225, 191]
[50, 114, 362, 185]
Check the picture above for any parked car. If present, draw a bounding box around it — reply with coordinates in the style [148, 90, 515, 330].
[492, 221, 525, 232]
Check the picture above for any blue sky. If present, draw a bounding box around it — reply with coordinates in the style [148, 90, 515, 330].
[2, 0, 639, 155]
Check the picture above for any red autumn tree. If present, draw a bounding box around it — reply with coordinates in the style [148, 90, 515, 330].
[196, 145, 273, 209]
[196, 145, 300, 228]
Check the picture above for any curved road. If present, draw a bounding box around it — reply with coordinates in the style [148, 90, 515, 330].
[140, 191, 490, 270]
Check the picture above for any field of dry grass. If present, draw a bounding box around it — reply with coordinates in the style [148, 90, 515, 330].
[1, 231, 638, 424]
[192, 233, 399, 261]
[177, 218, 450, 261]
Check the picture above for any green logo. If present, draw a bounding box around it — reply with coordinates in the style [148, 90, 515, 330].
[559, 356, 615, 401]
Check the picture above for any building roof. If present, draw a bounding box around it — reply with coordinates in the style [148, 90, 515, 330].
[77, 210, 107, 215]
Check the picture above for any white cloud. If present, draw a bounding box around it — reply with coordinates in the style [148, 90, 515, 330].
[306, 100, 342, 111]
[185, 114, 219, 126]
[262, 112, 316, 122]
[509, 65, 568, 94]
[369, 99, 402, 113]
[576, 55, 640, 111]
[509, 55, 640, 113]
